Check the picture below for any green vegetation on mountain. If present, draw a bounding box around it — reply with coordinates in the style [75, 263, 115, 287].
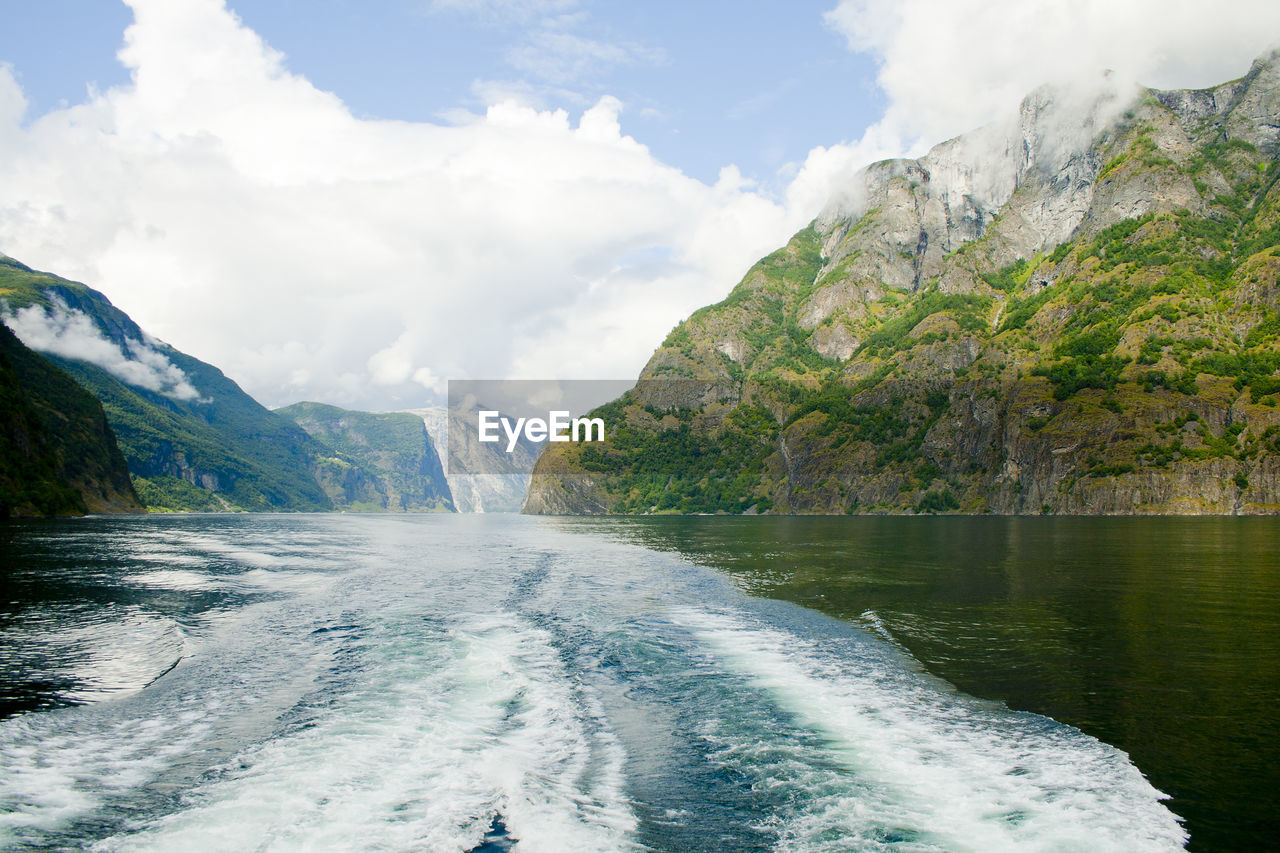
[0, 322, 140, 516]
[1, 256, 337, 512]
[527, 52, 1280, 515]
[276, 402, 453, 512]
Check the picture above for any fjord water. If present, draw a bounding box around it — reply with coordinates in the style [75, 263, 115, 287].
[596, 516, 1280, 852]
[0, 516, 1258, 851]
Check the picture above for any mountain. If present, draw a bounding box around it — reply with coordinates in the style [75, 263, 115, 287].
[0, 256, 338, 512]
[276, 402, 454, 512]
[526, 52, 1280, 516]
[404, 405, 538, 512]
[0, 321, 141, 516]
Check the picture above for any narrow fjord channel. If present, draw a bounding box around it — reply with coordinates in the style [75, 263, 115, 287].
[0, 514, 1272, 851]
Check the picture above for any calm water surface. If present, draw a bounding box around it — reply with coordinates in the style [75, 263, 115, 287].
[0, 514, 1269, 851]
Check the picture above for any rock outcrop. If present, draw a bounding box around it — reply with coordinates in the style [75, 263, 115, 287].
[406, 404, 539, 513]
[527, 51, 1280, 516]
[277, 402, 453, 512]
[0, 322, 141, 516]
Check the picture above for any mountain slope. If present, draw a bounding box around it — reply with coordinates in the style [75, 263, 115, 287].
[0, 256, 336, 512]
[277, 402, 453, 512]
[526, 52, 1280, 516]
[0, 322, 141, 516]
[403, 404, 540, 513]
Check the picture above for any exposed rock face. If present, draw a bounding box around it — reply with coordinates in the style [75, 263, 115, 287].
[404, 406, 535, 513]
[277, 402, 453, 512]
[520, 451, 610, 515]
[527, 51, 1280, 516]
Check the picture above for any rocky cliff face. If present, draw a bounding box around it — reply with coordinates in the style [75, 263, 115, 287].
[527, 51, 1280, 516]
[0, 322, 141, 516]
[277, 402, 453, 512]
[406, 405, 537, 513]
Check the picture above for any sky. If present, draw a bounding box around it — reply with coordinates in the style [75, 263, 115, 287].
[0, 0, 1277, 410]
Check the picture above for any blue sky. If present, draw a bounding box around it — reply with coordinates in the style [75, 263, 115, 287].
[7, 0, 883, 189]
[0, 0, 1275, 410]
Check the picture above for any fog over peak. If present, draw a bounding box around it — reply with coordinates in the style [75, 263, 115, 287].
[3, 296, 202, 401]
[824, 0, 1280, 147]
[0, 0, 1274, 410]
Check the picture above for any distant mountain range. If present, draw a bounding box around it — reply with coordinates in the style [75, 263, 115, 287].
[526, 51, 1280, 515]
[8, 52, 1280, 518]
[276, 402, 452, 512]
[0, 256, 451, 514]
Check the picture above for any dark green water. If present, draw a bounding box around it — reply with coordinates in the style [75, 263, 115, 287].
[587, 515, 1280, 852]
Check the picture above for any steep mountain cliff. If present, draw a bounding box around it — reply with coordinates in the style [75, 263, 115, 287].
[277, 403, 453, 512]
[0, 322, 141, 516]
[405, 406, 539, 513]
[0, 256, 339, 512]
[526, 51, 1280, 516]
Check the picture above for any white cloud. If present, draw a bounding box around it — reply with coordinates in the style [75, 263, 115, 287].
[0, 0, 1272, 414]
[0, 0, 806, 410]
[367, 333, 416, 386]
[412, 366, 445, 395]
[2, 296, 202, 401]
[767, 0, 1280, 249]
[824, 0, 1280, 148]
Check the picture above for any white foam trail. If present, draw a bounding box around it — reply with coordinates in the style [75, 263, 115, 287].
[93, 612, 637, 853]
[859, 609, 899, 644]
[176, 534, 287, 569]
[168, 530, 355, 574]
[125, 568, 216, 591]
[675, 608, 1187, 852]
[0, 703, 213, 843]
